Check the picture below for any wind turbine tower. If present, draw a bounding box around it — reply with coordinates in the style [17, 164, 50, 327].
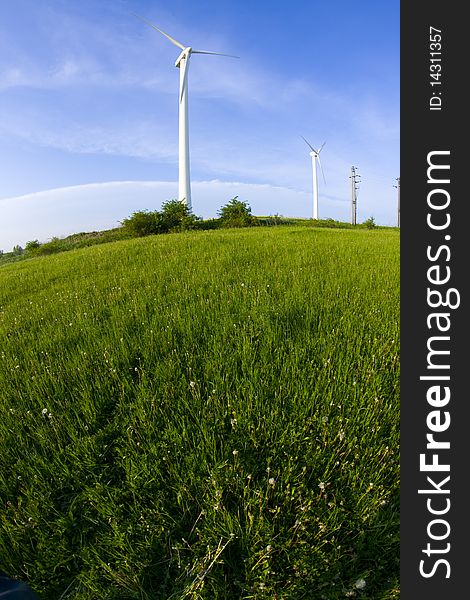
[301, 136, 326, 220]
[134, 14, 238, 211]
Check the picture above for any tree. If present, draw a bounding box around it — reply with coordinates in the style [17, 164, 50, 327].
[218, 197, 255, 228]
[12, 245, 24, 255]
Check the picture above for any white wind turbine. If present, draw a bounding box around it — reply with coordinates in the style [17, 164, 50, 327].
[301, 136, 326, 220]
[134, 14, 239, 212]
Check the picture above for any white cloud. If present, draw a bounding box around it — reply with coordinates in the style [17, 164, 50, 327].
[0, 180, 318, 252]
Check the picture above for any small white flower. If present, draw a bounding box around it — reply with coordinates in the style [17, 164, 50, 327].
[232, 449, 238, 456]
[268, 477, 275, 486]
[266, 545, 272, 552]
[319, 482, 325, 491]
[355, 578, 366, 590]
[189, 381, 196, 388]
[41, 408, 48, 415]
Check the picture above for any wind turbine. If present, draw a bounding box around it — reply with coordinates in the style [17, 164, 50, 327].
[301, 136, 326, 220]
[134, 14, 239, 212]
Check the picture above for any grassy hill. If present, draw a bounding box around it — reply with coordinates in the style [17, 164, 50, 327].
[0, 225, 399, 599]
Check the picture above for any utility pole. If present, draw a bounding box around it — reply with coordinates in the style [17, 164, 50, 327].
[394, 177, 400, 227]
[350, 166, 360, 225]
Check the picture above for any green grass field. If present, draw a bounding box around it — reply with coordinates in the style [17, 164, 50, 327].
[0, 225, 399, 599]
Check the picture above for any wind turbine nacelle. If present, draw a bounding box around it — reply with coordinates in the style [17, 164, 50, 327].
[175, 48, 191, 67]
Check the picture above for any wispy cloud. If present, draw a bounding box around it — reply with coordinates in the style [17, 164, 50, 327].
[0, 1, 399, 237]
[0, 176, 397, 254]
[0, 180, 311, 251]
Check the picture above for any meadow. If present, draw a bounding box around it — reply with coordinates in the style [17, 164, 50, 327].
[0, 225, 399, 599]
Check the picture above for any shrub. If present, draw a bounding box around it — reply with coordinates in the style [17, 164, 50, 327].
[25, 240, 41, 253]
[121, 203, 199, 238]
[363, 216, 377, 229]
[120, 210, 161, 237]
[35, 237, 67, 255]
[160, 200, 199, 232]
[218, 197, 254, 228]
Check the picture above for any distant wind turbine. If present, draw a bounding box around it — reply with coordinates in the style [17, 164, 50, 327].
[301, 136, 326, 220]
[134, 14, 239, 212]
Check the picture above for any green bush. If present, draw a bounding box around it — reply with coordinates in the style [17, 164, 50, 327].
[363, 216, 377, 229]
[160, 199, 199, 232]
[25, 240, 41, 254]
[218, 196, 255, 228]
[121, 203, 199, 238]
[120, 210, 161, 237]
[35, 237, 67, 255]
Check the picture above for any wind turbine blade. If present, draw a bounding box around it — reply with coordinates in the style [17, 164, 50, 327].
[318, 141, 326, 154]
[192, 49, 240, 58]
[133, 13, 186, 50]
[317, 155, 327, 185]
[301, 135, 315, 152]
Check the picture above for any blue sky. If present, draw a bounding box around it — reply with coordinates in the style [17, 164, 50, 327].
[0, 0, 399, 251]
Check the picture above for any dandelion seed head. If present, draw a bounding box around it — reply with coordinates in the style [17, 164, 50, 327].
[355, 578, 366, 590]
